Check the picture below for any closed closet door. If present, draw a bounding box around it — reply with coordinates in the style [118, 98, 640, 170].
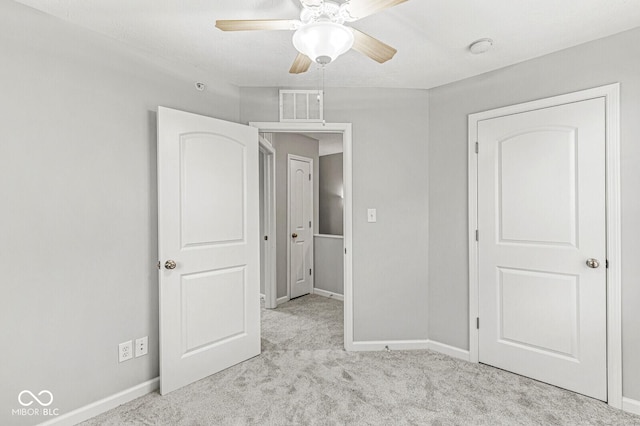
[477, 98, 607, 400]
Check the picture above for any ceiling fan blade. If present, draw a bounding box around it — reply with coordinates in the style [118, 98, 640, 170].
[289, 53, 313, 74]
[350, 28, 397, 63]
[215, 19, 299, 31]
[343, 0, 408, 21]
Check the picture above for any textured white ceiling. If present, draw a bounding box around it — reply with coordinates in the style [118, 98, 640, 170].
[15, 0, 640, 89]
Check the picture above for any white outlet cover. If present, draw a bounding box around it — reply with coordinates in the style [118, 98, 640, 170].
[135, 336, 148, 358]
[119, 340, 133, 362]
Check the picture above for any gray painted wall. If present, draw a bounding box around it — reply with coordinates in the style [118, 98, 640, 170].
[0, 3, 240, 425]
[428, 27, 640, 400]
[241, 88, 430, 341]
[272, 133, 320, 299]
[314, 236, 344, 295]
[319, 153, 344, 236]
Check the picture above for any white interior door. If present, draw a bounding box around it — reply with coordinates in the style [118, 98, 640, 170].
[157, 107, 260, 395]
[477, 98, 607, 400]
[288, 155, 313, 299]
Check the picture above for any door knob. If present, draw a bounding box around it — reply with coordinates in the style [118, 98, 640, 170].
[292, 233, 298, 238]
[164, 260, 177, 270]
[586, 258, 600, 269]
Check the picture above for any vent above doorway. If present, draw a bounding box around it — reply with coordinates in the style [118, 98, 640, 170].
[279, 90, 323, 122]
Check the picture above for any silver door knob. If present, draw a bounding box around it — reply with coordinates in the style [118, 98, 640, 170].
[164, 260, 177, 270]
[292, 233, 298, 238]
[586, 258, 600, 269]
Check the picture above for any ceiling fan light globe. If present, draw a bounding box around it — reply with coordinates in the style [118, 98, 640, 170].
[292, 22, 354, 65]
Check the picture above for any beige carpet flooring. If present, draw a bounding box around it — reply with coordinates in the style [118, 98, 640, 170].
[82, 294, 639, 425]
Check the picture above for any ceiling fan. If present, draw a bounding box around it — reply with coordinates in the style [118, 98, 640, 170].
[215, 0, 407, 74]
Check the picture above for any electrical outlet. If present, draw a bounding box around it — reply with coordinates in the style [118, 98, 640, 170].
[119, 340, 133, 362]
[135, 336, 148, 358]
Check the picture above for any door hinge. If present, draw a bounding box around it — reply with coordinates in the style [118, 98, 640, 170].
[476, 317, 480, 329]
[157, 261, 161, 270]
[309, 268, 312, 276]
[309, 221, 312, 227]
[345, 248, 347, 254]
[264, 235, 268, 241]
[309, 173, 311, 181]
[475, 142, 479, 154]
[606, 259, 609, 269]
[475, 230, 479, 241]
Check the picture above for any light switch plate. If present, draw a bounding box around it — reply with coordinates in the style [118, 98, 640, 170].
[367, 208, 377, 223]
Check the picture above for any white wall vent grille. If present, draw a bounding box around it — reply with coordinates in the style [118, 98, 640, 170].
[279, 90, 323, 122]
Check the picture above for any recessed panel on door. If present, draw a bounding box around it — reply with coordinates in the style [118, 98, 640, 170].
[181, 266, 246, 354]
[499, 128, 577, 247]
[499, 267, 579, 358]
[181, 133, 245, 248]
[294, 169, 305, 229]
[293, 241, 305, 283]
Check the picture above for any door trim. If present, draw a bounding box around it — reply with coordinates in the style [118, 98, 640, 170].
[467, 83, 621, 408]
[249, 122, 354, 351]
[287, 154, 314, 300]
[259, 136, 277, 309]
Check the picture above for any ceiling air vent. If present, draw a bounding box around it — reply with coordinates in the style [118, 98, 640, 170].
[279, 90, 323, 122]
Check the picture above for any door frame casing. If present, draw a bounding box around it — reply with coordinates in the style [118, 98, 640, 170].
[287, 154, 314, 299]
[259, 136, 277, 309]
[249, 122, 354, 351]
[467, 83, 621, 408]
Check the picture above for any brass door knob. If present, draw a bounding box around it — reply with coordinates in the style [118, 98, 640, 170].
[586, 258, 600, 269]
[292, 233, 298, 238]
[165, 260, 177, 270]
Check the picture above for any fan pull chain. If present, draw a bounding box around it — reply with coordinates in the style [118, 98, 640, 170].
[321, 66, 326, 126]
[316, 64, 322, 103]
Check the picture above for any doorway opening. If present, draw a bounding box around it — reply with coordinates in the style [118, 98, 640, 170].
[259, 137, 276, 310]
[252, 122, 353, 351]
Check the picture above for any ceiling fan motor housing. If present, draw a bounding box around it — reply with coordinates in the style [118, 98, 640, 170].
[300, 0, 352, 25]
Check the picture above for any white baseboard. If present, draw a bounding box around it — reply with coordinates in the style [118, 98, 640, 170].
[39, 377, 159, 426]
[276, 296, 289, 306]
[623, 397, 640, 416]
[426, 340, 471, 362]
[347, 339, 470, 362]
[350, 340, 431, 352]
[312, 288, 344, 301]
